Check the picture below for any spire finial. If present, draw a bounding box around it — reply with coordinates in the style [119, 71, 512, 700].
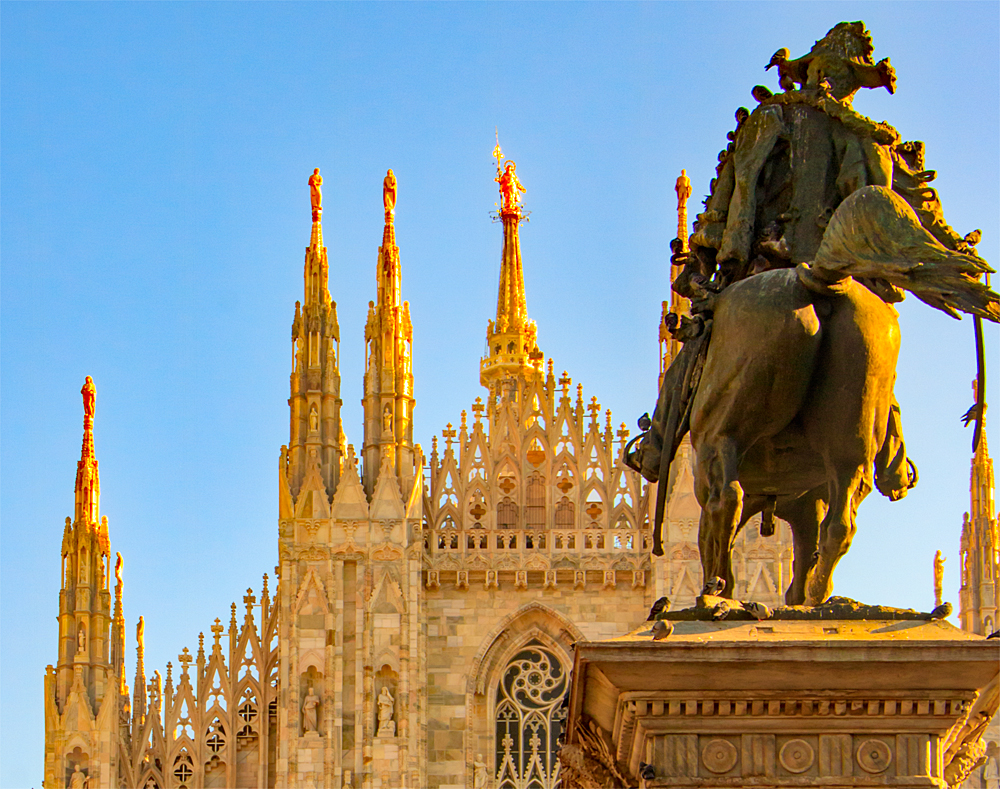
[75, 377, 100, 525]
[383, 169, 397, 224]
[81, 376, 96, 462]
[495, 138, 525, 217]
[481, 140, 539, 390]
[675, 169, 692, 252]
[309, 168, 323, 222]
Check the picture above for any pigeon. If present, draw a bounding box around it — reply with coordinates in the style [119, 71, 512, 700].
[765, 47, 789, 71]
[765, 47, 797, 91]
[986, 630, 999, 640]
[742, 601, 773, 621]
[639, 762, 656, 781]
[638, 412, 652, 432]
[651, 619, 674, 640]
[711, 600, 733, 621]
[647, 596, 670, 621]
[929, 602, 953, 620]
[752, 85, 774, 103]
[702, 576, 726, 596]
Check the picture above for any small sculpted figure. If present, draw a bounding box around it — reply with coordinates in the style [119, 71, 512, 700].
[383, 169, 397, 215]
[473, 754, 488, 788]
[376, 685, 395, 736]
[136, 616, 145, 652]
[115, 552, 123, 587]
[382, 404, 393, 435]
[77, 625, 86, 654]
[675, 169, 691, 205]
[496, 161, 525, 214]
[302, 686, 320, 733]
[309, 404, 319, 433]
[933, 550, 946, 607]
[69, 764, 88, 789]
[81, 376, 96, 419]
[308, 168, 323, 216]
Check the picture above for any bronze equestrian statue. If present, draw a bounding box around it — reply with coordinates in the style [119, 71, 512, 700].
[626, 22, 999, 606]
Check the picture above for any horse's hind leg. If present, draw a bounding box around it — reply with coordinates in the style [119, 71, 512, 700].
[776, 487, 827, 605]
[805, 468, 871, 605]
[696, 436, 743, 597]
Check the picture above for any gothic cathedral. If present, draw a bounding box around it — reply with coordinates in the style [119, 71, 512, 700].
[48, 155, 823, 789]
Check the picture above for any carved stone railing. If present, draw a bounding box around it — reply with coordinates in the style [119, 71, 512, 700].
[425, 527, 650, 559]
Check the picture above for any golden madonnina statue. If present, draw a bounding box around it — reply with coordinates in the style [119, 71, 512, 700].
[496, 160, 526, 215]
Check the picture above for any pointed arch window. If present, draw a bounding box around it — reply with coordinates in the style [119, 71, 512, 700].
[525, 474, 546, 528]
[495, 640, 568, 789]
[554, 499, 574, 528]
[497, 498, 518, 529]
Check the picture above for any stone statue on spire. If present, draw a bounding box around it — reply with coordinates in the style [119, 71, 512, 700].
[383, 169, 397, 217]
[82, 376, 96, 420]
[309, 168, 323, 221]
[933, 550, 946, 607]
[675, 169, 691, 250]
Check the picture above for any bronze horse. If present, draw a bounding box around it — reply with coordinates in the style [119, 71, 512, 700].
[629, 187, 998, 605]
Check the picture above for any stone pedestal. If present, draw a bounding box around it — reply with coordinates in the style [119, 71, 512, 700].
[561, 619, 998, 788]
[296, 733, 325, 787]
[372, 735, 401, 788]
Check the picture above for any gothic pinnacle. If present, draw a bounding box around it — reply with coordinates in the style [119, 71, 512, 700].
[75, 376, 100, 525]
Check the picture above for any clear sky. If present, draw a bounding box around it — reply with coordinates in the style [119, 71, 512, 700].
[2, 3, 997, 785]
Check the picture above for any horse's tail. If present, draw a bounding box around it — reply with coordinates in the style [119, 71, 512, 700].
[805, 186, 999, 322]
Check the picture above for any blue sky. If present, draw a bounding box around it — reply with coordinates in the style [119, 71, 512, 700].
[2, 3, 997, 785]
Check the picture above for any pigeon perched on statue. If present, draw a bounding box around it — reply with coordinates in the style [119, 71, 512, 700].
[697, 576, 729, 616]
[647, 596, 670, 621]
[702, 577, 726, 596]
[742, 601, 773, 621]
[711, 599, 733, 621]
[765, 47, 796, 91]
[651, 619, 674, 640]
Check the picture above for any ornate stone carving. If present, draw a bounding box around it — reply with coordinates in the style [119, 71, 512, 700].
[855, 738, 892, 773]
[778, 738, 814, 773]
[701, 738, 738, 774]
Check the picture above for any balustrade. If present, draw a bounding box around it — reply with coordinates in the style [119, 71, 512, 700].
[429, 526, 647, 558]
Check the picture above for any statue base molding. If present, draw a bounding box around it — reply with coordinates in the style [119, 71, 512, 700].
[561, 618, 998, 788]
